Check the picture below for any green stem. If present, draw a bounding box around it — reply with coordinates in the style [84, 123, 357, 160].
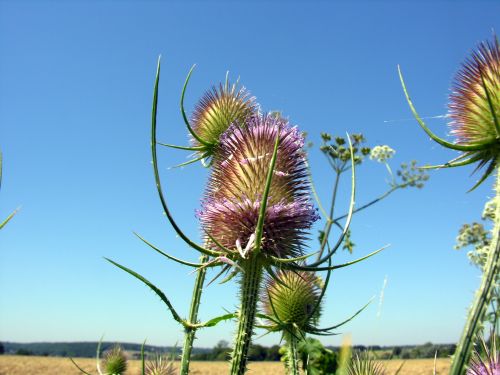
[316, 166, 343, 260]
[450, 164, 500, 375]
[180, 254, 209, 375]
[285, 332, 300, 375]
[230, 255, 263, 375]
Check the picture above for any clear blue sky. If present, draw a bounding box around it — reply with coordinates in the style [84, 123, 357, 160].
[1, 0, 499, 348]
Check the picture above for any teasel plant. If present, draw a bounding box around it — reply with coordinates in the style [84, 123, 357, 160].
[132, 66, 259, 374]
[105, 58, 247, 375]
[149, 59, 385, 375]
[105, 56, 400, 375]
[398, 34, 500, 375]
[259, 267, 371, 375]
[0, 152, 18, 230]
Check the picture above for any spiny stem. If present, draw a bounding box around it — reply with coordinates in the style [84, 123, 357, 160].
[179, 253, 209, 375]
[450, 162, 500, 375]
[285, 332, 300, 375]
[230, 255, 263, 375]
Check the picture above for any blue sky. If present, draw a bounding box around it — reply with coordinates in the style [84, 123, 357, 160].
[0, 0, 499, 348]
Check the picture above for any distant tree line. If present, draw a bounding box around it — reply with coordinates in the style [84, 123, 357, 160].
[190, 340, 281, 361]
[0, 340, 455, 360]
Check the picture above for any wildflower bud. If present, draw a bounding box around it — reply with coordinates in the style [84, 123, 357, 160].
[102, 345, 127, 375]
[191, 81, 258, 150]
[369, 145, 395, 163]
[262, 270, 322, 331]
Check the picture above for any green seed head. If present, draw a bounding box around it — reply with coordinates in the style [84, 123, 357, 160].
[263, 270, 322, 331]
[102, 345, 127, 375]
[191, 79, 258, 150]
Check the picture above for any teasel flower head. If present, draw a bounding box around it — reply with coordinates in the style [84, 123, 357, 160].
[102, 345, 127, 375]
[190, 79, 258, 154]
[197, 114, 319, 260]
[145, 353, 176, 375]
[346, 352, 387, 375]
[262, 270, 322, 333]
[467, 333, 499, 375]
[399, 35, 500, 190]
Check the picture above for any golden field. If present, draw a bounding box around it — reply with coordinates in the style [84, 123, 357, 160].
[0, 355, 451, 374]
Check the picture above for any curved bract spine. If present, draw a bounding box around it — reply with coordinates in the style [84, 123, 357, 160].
[151, 58, 221, 258]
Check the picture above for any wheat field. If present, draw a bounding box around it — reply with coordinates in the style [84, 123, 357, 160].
[0, 355, 452, 374]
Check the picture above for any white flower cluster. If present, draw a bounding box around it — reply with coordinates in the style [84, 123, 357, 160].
[482, 198, 496, 220]
[369, 145, 395, 163]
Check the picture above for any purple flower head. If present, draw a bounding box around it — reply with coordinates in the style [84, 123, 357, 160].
[191, 80, 258, 149]
[449, 37, 500, 147]
[198, 114, 318, 258]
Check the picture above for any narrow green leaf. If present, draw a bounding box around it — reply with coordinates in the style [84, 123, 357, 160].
[180, 64, 211, 146]
[69, 358, 93, 375]
[105, 257, 184, 324]
[170, 153, 209, 169]
[313, 297, 373, 332]
[270, 251, 319, 264]
[200, 312, 237, 327]
[288, 245, 388, 272]
[134, 232, 204, 268]
[254, 132, 280, 254]
[150, 57, 220, 259]
[157, 142, 206, 151]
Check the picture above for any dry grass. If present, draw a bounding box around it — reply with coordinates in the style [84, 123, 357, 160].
[0, 355, 451, 374]
[382, 358, 451, 374]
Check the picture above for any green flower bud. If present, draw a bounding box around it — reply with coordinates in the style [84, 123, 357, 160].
[102, 345, 127, 375]
[263, 270, 321, 331]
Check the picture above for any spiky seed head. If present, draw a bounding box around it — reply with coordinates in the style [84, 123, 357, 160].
[467, 333, 499, 375]
[262, 270, 322, 331]
[145, 353, 176, 375]
[197, 114, 319, 259]
[102, 345, 127, 375]
[449, 37, 500, 147]
[447, 36, 500, 185]
[191, 80, 258, 150]
[347, 352, 386, 375]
